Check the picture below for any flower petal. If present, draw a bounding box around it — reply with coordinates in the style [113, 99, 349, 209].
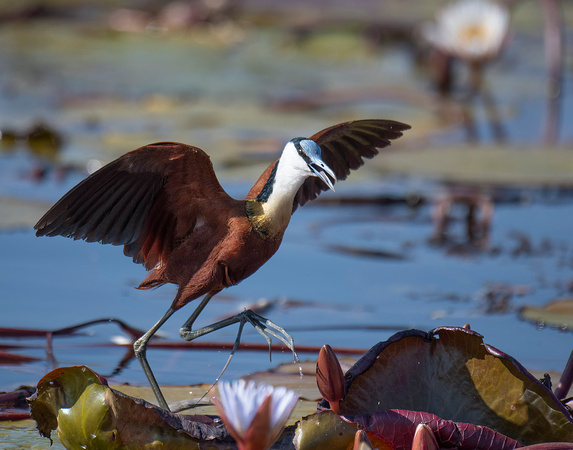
[215, 380, 299, 449]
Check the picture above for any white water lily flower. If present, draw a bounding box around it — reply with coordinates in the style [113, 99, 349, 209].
[215, 380, 299, 450]
[422, 0, 510, 62]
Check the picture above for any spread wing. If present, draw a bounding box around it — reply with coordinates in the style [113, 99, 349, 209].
[247, 119, 410, 211]
[34, 142, 235, 270]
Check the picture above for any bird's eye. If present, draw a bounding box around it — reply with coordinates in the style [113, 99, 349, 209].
[294, 142, 313, 165]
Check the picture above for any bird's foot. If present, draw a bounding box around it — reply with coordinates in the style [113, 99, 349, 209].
[179, 308, 299, 363]
[176, 309, 300, 411]
[240, 309, 299, 362]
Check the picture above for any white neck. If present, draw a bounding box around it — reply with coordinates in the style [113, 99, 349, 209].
[250, 142, 312, 237]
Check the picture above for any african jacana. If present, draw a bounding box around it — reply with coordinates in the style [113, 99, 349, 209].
[35, 119, 410, 410]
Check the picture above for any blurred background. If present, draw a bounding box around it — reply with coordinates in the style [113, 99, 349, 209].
[1, 0, 572, 402]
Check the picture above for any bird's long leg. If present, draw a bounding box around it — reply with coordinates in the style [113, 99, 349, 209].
[181, 292, 215, 332]
[190, 320, 248, 410]
[170, 319, 250, 413]
[167, 296, 299, 412]
[133, 307, 176, 411]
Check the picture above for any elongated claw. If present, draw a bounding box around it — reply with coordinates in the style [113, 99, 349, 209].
[242, 310, 299, 364]
[175, 308, 299, 412]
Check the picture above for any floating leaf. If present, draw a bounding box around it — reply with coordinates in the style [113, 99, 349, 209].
[293, 408, 521, 450]
[29, 366, 232, 449]
[337, 327, 573, 445]
[379, 147, 573, 185]
[520, 299, 573, 331]
[352, 409, 522, 449]
[0, 387, 35, 421]
[294, 410, 392, 450]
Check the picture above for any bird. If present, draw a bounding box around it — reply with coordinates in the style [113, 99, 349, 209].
[34, 118, 410, 410]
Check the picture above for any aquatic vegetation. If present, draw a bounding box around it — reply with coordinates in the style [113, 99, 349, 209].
[27, 326, 573, 448]
[214, 380, 299, 450]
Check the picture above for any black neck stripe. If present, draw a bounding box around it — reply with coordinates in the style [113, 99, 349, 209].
[256, 162, 278, 203]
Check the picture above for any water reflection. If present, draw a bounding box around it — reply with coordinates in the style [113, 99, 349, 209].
[431, 183, 493, 251]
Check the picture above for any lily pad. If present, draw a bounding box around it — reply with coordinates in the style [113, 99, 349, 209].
[520, 299, 573, 331]
[337, 327, 573, 445]
[352, 409, 524, 450]
[29, 366, 232, 449]
[294, 408, 525, 450]
[294, 410, 392, 450]
[378, 147, 573, 185]
[0, 197, 54, 231]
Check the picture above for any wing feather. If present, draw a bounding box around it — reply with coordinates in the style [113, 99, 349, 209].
[40, 170, 124, 238]
[35, 142, 234, 269]
[246, 119, 409, 207]
[114, 183, 158, 245]
[87, 176, 151, 245]
[294, 119, 410, 210]
[72, 172, 133, 242]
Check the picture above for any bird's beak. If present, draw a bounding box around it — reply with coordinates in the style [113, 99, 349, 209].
[309, 160, 336, 192]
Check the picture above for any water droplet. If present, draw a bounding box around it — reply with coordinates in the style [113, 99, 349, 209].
[536, 321, 545, 330]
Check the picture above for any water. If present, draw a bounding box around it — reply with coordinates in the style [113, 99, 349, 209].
[0, 3, 572, 447]
[1, 176, 572, 392]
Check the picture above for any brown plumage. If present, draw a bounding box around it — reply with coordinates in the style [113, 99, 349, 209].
[34, 118, 410, 410]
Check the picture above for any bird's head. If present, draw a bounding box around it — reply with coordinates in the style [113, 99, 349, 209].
[284, 138, 336, 191]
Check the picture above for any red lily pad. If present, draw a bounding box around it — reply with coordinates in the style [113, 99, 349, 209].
[293, 408, 527, 450]
[351, 409, 523, 449]
[0, 386, 35, 421]
[336, 327, 573, 445]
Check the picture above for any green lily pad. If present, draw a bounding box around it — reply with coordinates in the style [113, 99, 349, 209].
[378, 147, 573, 185]
[294, 410, 391, 450]
[0, 197, 54, 231]
[520, 299, 573, 331]
[29, 366, 231, 449]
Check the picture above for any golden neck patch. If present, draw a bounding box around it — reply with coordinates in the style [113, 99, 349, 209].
[245, 199, 291, 239]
